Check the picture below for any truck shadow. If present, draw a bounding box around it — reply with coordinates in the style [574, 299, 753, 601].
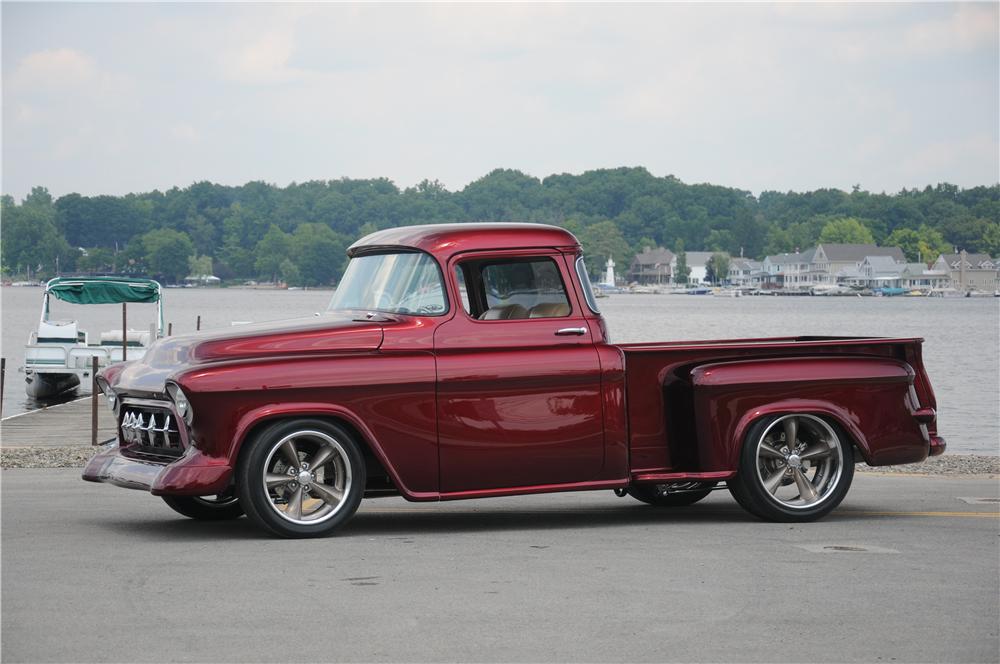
[83, 502, 755, 541]
[83, 499, 908, 541]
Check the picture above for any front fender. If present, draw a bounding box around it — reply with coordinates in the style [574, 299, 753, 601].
[229, 402, 437, 501]
[690, 356, 929, 470]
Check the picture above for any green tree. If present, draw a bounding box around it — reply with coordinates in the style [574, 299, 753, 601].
[981, 222, 1000, 257]
[885, 226, 951, 263]
[78, 247, 116, 274]
[290, 223, 349, 286]
[254, 225, 292, 282]
[280, 258, 301, 287]
[818, 217, 875, 245]
[1, 193, 77, 277]
[188, 254, 213, 277]
[673, 240, 690, 285]
[706, 253, 731, 285]
[142, 228, 194, 283]
[576, 220, 632, 281]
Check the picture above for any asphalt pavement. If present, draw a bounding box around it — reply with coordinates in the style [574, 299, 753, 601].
[2, 469, 998, 663]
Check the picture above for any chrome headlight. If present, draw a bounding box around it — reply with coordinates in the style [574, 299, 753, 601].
[95, 376, 118, 414]
[166, 382, 194, 426]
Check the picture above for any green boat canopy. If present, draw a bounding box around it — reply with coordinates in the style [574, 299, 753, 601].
[45, 277, 161, 305]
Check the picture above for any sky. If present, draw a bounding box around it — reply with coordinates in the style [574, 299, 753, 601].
[2, 2, 998, 200]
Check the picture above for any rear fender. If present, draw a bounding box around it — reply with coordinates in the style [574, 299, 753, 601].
[691, 356, 928, 470]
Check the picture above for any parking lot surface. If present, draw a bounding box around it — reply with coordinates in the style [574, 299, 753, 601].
[2, 470, 998, 663]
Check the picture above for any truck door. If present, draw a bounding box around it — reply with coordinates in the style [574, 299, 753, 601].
[434, 250, 605, 493]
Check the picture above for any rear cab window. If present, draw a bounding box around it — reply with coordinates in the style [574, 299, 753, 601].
[454, 256, 572, 320]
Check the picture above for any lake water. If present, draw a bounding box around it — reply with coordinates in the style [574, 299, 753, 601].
[2, 286, 997, 455]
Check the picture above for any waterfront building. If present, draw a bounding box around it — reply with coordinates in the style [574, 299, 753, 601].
[684, 251, 724, 285]
[627, 247, 674, 284]
[813, 244, 906, 285]
[932, 252, 1000, 291]
[857, 256, 948, 289]
[728, 259, 764, 287]
[761, 249, 815, 289]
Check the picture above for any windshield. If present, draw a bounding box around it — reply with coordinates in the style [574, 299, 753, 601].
[327, 252, 448, 315]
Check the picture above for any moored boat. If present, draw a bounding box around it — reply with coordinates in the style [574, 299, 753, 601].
[22, 277, 164, 398]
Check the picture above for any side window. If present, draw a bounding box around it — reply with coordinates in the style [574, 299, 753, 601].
[459, 257, 572, 320]
[454, 266, 472, 314]
[575, 256, 601, 314]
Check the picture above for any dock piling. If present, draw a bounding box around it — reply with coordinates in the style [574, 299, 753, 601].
[196, 315, 201, 331]
[1, 357, 5, 418]
[122, 303, 127, 361]
[91, 357, 99, 446]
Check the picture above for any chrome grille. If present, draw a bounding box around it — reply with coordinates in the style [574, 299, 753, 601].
[119, 406, 183, 458]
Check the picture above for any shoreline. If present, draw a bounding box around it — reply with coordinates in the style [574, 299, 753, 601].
[2, 445, 996, 476]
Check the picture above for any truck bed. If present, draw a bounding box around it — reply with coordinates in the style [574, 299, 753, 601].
[617, 336, 937, 475]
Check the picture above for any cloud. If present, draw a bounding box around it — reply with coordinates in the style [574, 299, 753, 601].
[901, 4, 998, 55]
[169, 123, 200, 142]
[9, 48, 98, 92]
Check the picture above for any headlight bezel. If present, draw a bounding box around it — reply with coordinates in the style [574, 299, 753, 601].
[165, 381, 194, 427]
[95, 375, 118, 415]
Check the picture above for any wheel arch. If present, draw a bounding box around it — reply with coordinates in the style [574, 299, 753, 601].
[731, 401, 870, 467]
[230, 404, 417, 499]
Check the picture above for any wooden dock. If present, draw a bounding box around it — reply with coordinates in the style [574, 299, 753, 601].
[0, 398, 117, 448]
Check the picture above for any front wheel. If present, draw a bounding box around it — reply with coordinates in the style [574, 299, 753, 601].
[237, 419, 366, 538]
[728, 413, 854, 522]
[161, 492, 244, 521]
[627, 481, 717, 507]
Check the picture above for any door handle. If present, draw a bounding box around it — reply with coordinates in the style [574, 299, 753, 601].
[555, 327, 588, 336]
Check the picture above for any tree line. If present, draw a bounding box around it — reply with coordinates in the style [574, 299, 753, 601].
[2, 168, 997, 286]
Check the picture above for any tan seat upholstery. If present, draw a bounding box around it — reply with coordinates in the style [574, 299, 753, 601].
[528, 302, 570, 318]
[479, 304, 529, 320]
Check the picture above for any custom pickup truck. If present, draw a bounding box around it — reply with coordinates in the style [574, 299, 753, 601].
[84, 223, 945, 538]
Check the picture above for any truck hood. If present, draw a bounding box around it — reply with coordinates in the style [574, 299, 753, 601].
[109, 312, 386, 395]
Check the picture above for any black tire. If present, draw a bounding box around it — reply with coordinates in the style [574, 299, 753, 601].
[728, 413, 854, 522]
[237, 419, 365, 538]
[627, 482, 717, 507]
[161, 493, 244, 520]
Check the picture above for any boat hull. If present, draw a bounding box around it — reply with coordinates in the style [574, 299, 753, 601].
[25, 371, 81, 399]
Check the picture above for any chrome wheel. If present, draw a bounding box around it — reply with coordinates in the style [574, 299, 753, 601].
[261, 430, 352, 525]
[753, 414, 843, 509]
[729, 412, 854, 522]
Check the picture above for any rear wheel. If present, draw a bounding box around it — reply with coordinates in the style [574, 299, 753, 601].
[237, 419, 365, 538]
[627, 481, 717, 507]
[728, 413, 854, 522]
[161, 492, 244, 520]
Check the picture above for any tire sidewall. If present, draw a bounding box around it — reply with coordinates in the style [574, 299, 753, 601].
[237, 419, 366, 538]
[731, 414, 854, 522]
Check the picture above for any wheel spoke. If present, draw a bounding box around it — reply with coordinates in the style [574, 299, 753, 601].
[759, 442, 785, 460]
[285, 486, 304, 519]
[792, 467, 818, 502]
[763, 467, 786, 495]
[799, 443, 833, 461]
[266, 473, 292, 487]
[782, 417, 799, 451]
[309, 482, 344, 507]
[279, 438, 300, 468]
[308, 444, 336, 470]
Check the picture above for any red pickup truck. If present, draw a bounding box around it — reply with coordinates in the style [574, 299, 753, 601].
[84, 224, 945, 538]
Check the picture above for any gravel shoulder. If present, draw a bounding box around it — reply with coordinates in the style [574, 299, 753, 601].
[1, 444, 996, 476]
